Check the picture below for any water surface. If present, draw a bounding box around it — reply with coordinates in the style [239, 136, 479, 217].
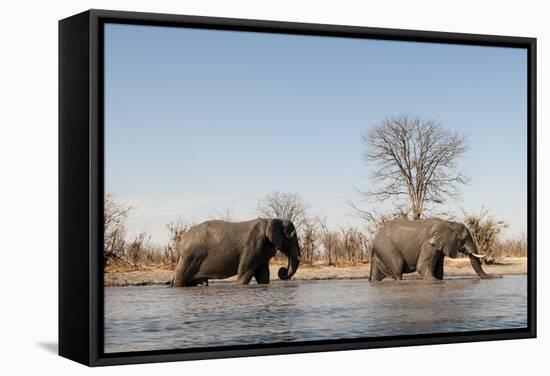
[104, 275, 527, 353]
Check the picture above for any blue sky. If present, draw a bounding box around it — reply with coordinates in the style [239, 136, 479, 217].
[104, 23, 527, 245]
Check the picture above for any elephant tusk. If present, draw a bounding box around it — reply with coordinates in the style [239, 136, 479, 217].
[471, 253, 486, 258]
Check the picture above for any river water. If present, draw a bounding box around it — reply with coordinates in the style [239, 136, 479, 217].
[104, 275, 527, 353]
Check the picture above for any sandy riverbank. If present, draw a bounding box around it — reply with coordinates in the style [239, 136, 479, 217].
[104, 257, 527, 287]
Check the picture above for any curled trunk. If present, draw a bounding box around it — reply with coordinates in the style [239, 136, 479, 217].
[278, 236, 300, 280]
[278, 255, 299, 280]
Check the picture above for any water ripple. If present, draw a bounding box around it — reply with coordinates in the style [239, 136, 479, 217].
[104, 275, 527, 353]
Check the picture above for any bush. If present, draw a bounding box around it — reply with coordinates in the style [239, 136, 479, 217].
[164, 221, 195, 264]
[319, 225, 369, 266]
[497, 235, 527, 258]
[463, 208, 508, 261]
[104, 194, 132, 261]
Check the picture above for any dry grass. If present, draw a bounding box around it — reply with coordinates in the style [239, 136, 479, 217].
[104, 258, 174, 273]
[104, 256, 527, 287]
[497, 236, 527, 258]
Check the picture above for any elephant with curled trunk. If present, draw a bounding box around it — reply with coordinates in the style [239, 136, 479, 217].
[370, 218, 500, 281]
[172, 218, 300, 287]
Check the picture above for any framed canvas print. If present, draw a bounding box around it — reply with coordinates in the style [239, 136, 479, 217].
[59, 9, 537, 366]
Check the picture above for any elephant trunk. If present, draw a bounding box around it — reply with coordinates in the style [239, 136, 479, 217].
[278, 236, 300, 280]
[463, 243, 501, 279]
[278, 255, 299, 280]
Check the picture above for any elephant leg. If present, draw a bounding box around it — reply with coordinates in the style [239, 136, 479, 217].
[254, 265, 270, 284]
[173, 256, 192, 287]
[178, 278, 208, 287]
[369, 254, 386, 282]
[417, 264, 437, 280]
[195, 278, 209, 286]
[236, 234, 264, 285]
[417, 244, 440, 280]
[384, 255, 405, 281]
[237, 270, 254, 285]
[373, 246, 405, 281]
[433, 253, 444, 280]
[173, 252, 203, 287]
[237, 258, 255, 284]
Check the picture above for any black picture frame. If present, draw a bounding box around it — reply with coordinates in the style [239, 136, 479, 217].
[59, 9, 537, 367]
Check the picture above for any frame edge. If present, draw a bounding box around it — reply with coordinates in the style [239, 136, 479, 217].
[59, 10, 93, 366]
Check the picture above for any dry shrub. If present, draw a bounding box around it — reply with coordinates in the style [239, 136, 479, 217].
[126, 232, 150, 264]
[103, 194, 132, 261]
[104, 196, 195, 271]
[300, 215, 323, 264]
[463, 208, 508, 261]
[164, 221, 195, 265]
[497, 235, 527, 258]
[319, 225, 369, 266]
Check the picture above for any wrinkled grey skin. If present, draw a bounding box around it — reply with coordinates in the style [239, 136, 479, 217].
[172, 218, 300, 287]
[370, 218, 500, 281]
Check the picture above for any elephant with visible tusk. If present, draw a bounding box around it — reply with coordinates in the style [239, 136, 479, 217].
[369, 218, 500, 281]
[172, 218, 300, 287]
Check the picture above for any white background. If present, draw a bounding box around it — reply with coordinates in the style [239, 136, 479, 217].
[0, 0, 547, 374]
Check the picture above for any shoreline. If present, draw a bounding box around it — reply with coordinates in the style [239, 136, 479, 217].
[104, 257, 527, 287]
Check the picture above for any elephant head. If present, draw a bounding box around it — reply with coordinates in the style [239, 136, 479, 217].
[266, 219, 300, 280]
[428, 221, 500, 279]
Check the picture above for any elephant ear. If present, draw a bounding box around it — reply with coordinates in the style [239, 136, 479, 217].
[266, 219, 284, 251]
[427, 222, 459, 258]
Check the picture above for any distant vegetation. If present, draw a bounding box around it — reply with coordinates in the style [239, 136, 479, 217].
[463, 208, 526, 262]
[104, 115, 526, 271]
[104, 191, 526, 271]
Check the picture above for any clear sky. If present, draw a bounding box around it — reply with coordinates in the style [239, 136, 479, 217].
[104, 23, 527, 245]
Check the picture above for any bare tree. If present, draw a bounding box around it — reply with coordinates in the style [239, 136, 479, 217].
[340, 227, 368, 263]
[256, 191, 309, 230]
[207, 204, 236, 222]
[320, 231, 341, 266]
[348, 201, 410, 235]
[104, 194, 132, 261]
[300, 215, 323, 263]
[361, 115, 469, 219]
[217, 206, 236, 222]
[318, 217, 342, 266]
[164, 220, 194, 264]
[126, 232, 151, 264]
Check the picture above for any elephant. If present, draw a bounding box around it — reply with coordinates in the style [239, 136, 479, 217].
[172, 218, 300, 287]
[369, 218, 500, 281]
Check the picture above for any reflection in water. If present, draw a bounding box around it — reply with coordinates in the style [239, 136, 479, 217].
[104, 275, 527, 353]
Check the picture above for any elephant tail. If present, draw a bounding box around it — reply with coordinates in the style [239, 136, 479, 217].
[369, 249, 374, 281]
